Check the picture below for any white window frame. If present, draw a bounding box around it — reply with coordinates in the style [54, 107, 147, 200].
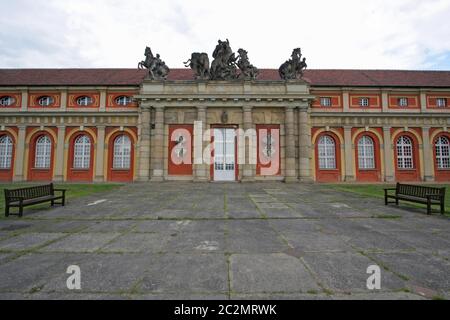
[115, 96, 132, 106]
[0, 96, 15, 107]
[398, 97, 408, 107]
[396, 136, 414, 169]
[436, 98, 447, 108]
[113, 135, 131, 169]
[318, 135, 336, 169]
[358, 135, 375, 170]
[35, 135, 52, 169]
[435, 136, 450, 169]
[73, 135, 91, 169]
[76, 96, 93, 107]
[0, 135, 13, 169]
[359, 97, 370, 107]
[38, 96, 54, 107]
[320, 97, 332, 107]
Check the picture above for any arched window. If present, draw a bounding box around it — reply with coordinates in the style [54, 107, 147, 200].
[396, 136, 413, 169]
[358, 135, 375, 169]
[76, 96, 93, 106]
[318, 135, 336, 169]
[113, 135, 131, 169]
[435, 136, 450, 169]
[115, 96, 132, 106]
[0, 135, 13, 169]
[35, 135, 52, 169]
[73, 135, 91, 169]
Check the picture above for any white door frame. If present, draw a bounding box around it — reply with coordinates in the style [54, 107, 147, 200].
[213, 127, 236, 181]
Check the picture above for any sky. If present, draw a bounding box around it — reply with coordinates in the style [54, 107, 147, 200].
[0, 0, 449, 70]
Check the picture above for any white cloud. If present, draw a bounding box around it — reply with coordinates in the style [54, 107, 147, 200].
[0, 0, 449, 69]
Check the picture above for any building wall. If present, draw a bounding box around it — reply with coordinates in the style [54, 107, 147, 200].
[0, 82, 449, 183]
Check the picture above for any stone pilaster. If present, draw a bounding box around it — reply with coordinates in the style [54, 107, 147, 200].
[343, 126, 355, 181]
[137, 104, 151, 181]
[284, 106, 298, 182]
[194, 106, 208, 182]
[298, 106, 312, 182]
[13, 125, 26, 182]
[94, 125, 106, 182]
[383, 126, 395, 182]
[99, 90, 107, 112]
[54, 125, 66, 182]
[343, 91, 350, 112]
[420, 90, 428, 113]
[151, 105, 165, 181]
[21, 90, 28, 112]
[242, 106, 255, 182]
[422, 126, 434, 181]
[382, 91, 389, 112]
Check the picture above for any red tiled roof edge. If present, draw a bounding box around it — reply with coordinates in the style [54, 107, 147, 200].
[0, 68, 450, 88]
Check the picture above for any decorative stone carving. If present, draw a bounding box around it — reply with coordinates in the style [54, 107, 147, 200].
[221, 111, 229, 124]
[279, 48, 307, 80]
[184, 53, 210, 80]
[138, 46, 170, 80]
[236, 49, 259, 80]
[210, 39, 238, 80]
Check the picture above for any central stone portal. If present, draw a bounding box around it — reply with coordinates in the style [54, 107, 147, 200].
[135, 80, 314, 182]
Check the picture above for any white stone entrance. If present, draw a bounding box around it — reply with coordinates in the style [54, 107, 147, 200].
[213, 128, 236, 181]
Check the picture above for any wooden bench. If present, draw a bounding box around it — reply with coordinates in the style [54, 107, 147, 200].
[384, 183, 446, 215]
[4, 183, 66, 217]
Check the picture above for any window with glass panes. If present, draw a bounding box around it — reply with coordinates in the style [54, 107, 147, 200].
[358, 135, 375, 169]
[113, 135, 131, 169]
[0, 135, 13, 169]
[435, 136, 450, 169]
[318, 135, 336, 169]
[396, 136, 414, 169]
[35, 135, 52, 168]
[73, 135, 91, 169]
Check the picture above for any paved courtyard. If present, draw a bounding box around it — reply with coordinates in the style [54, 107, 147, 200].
[0, 182, 449, 300]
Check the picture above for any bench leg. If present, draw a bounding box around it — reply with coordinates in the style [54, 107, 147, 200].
[51, 200, 55, 207]
[395, 198, 399, 206]
[427, 199, 431, 215]
[62, 196, 65, 207]
[441, 202, 445, 215]
[19, 206, 23, 218]
[384, 194, 388, 206]
[5, 205, 9, 217]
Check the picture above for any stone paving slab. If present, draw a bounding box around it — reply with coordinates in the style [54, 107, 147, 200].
[38, 233, 120, 253]
[301, 252, 407, 294]
[230, 253, 321, 294]
[138, 253, 228, 294]
[0, 233, 66, 252]
[0, 182, 449, 300]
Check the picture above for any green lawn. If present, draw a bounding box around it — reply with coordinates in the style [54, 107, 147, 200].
[325, 183, 450, 216]
[0, 183, 123, 219]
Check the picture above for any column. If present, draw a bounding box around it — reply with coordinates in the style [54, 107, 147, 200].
[13, 125, 26, 182]
[242, 106, 255, 182]
[54, 125, 66, 182]
[194, 106, 208, 182]
[151, 105, 165, 181]
[137, 104, 151, 181]
[383, 126, 395, 182]
[285, 106, 297, 182]
[422, 126, 434, 181]
[60, 90, 67, 111]
[94, 125, 106, 182]
[343, 126, 355, 181]
[298, 106, 312, 182]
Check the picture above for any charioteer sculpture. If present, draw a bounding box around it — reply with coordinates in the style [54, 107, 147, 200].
[139, 42, 306, 81]
[138, 46, 170, 80]
[279, 48, 307, 80]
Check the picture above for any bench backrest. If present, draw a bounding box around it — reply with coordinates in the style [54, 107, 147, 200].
[396, 183, 445, 200]
[4, 183, 54, 201]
